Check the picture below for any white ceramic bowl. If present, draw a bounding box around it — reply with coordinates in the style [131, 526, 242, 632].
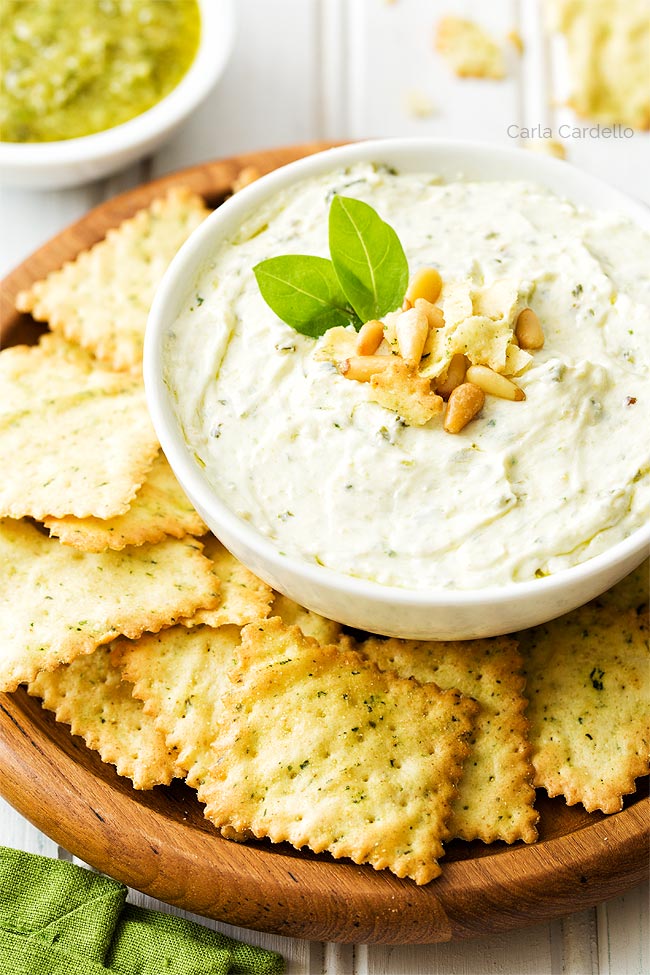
[145, 138, 650, 640]
[0, 0, 234, 189]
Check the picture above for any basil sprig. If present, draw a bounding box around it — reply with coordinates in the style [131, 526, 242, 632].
[252, 255, 360, 338]
[253, 195, 408, 337]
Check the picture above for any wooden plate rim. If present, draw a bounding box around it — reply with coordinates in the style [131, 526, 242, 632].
[0, 143, 648, 945]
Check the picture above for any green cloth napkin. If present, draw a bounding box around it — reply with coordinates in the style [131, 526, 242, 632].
[0, 848, 284, 975]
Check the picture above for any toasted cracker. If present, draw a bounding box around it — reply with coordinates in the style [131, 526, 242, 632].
[435, 15, 506, 79]
[28, 647, 182, 789]
[200, 618, 478, 884]
[369, 360, 443, 426]
[0, 518, 219, 692]
[547, 0, 650, 130]
[360, 635, 538, 844]
[16, 188, 210, 372]
[0, 338, 158, 520]
[272, 592, 344, 645]
[112, 624, 242, 790]
[180, 535, 274, 627]
[43, 452, 206, 551]
[519, 606, 650, 813]
[593, 559, 649, 613]
[313, 326, 359, 363]
[0, 333, 114, 405]
[231, 166, 262, 193]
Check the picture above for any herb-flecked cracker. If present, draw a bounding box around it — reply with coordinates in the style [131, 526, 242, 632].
[520, 606, 650, 813]
[592, 559, 649, 613]
[181, 535, 274, 628]
[199, 618, 478, 884]
[271, 592, 344, 645]
[0, 518, 220, 691]
[43, 452, 207, 551]
[28, 647, 182, 789]
[0, 338, 158, 519]
[112, 623, 250, 841]
[15, 188, 210, 372]
[112, 624, 242, 790]
[360, 635, 538, 844]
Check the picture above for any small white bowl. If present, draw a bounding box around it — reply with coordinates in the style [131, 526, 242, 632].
[145, 139, 650, 640]
[0, 0, 234, 189]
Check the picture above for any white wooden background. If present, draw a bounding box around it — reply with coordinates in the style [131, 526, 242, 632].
[1, 1, 648, 972]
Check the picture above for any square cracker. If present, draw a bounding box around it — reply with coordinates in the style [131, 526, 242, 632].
[360, 635, 538, 844]
[519, 606, 649, 813]
[180, 536, 274, 628]
[0, 518, 220, 692]
[199, 618, 479, 884]
[28, 647, 182, 789]
[112, 624, 242, 790]
[0, 337, 158, 519]
[43, 452, 207, 551]
[16, 188, 210, 372]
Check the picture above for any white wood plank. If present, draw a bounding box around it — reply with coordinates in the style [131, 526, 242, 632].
[358, 920, 555, 974]
[558, 908, 599, 974]
[343, 0, 522, 143]
[0, 181, 104, 279]
[151, 0, 322, 178]
[597, 882, 649, 975]
[322, 941, 356, 974]
[0, 796, 58, 857]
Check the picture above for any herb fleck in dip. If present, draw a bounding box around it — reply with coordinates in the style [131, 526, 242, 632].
[0, 0, 200, 143]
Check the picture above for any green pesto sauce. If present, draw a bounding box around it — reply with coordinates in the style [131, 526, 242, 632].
[0, 0, 200, 142]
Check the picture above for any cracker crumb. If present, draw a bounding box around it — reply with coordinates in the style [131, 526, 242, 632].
[435, 15, 506, 80]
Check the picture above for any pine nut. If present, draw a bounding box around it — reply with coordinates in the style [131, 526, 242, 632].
[339, 355, 398, 382]
[415, 297, 445, 329]
[401, 297, 413, 311]
[395, 306, 429, 366]
[356, 319, 385, 356]
[435, 353, 468, 399]
[444, 383, 486, 434]
[466, 364, 526, 401]
[406, 266, 443, 305]
[515, 307, 544, 349]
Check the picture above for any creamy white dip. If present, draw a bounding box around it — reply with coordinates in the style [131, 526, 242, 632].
[165, 164, 650, 590]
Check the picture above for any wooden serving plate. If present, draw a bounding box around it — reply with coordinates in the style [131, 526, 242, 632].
[0, 143, 648, 944]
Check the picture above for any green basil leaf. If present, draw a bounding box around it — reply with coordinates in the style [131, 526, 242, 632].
[253, 255, 361, 337]
[328, 195, 409, 322]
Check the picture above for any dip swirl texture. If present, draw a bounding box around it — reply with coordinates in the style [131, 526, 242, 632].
[165, 164, 650, 590]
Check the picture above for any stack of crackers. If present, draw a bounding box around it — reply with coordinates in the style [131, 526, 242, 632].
[1, 187, 648, 886]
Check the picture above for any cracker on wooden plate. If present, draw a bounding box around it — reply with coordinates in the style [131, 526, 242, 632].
[43, 452, 207, 551]
[0, 333, 117, 406]
[112, 624, 242, 791]
[271, 592, 345, 645]
[360, 635, 538, 844]
[180, 535, 274, 628]
[592, 558, 649, 613]
[15, 188, 210, 372]
[28, 647, 182, 789]
[199, 618, 479, 884]
[0, 518, 219, 692]
[519, 606, 650, 813]
[0, 337, 158, 520]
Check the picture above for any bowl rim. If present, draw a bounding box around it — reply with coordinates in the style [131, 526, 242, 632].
[145, 136, 650, 610]
[0, 0, 234, 164]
